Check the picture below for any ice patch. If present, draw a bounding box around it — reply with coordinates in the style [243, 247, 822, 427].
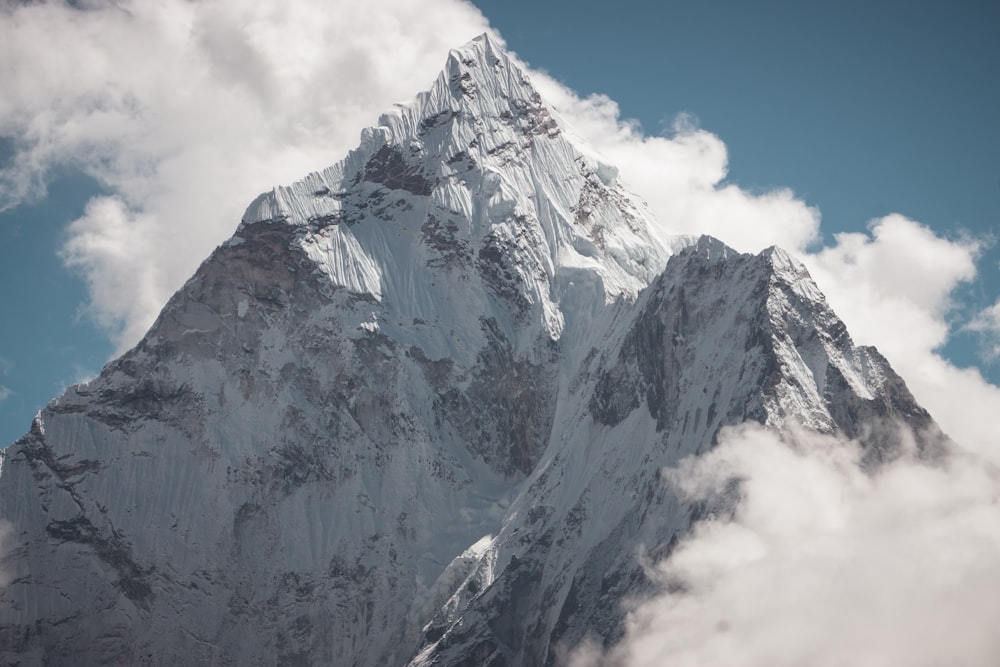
[595, 161, 618, 186]
[300, 226, 383, 299]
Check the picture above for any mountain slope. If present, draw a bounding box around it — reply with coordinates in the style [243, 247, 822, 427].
[0, 34, 943, 667]
[409, 237, 942, 666]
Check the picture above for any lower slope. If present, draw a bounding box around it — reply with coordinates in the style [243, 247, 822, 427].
[0, 219, 552, 666]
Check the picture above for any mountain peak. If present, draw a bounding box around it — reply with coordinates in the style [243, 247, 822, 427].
[444, 32, 508, 74]
[690, 234, 735, 261]
[441, 32, 529, 97]
[238, 35, 670, 354]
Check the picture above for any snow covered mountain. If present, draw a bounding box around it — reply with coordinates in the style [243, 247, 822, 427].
[0, 34, 942, 666]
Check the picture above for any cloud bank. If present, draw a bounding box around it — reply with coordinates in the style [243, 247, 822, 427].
[569, 424, 1000, 667]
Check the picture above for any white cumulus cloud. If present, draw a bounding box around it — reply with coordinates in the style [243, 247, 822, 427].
[805, 214, 979, 363]
[531, 81, 822, 254]
[798, 215, 991, 453]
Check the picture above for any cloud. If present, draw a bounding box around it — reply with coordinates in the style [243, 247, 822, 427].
[968, 300, 1000, 337]
[967, 299, 1000, 359]
[59, 196, 164, 346]
[805, 214, 979, 364]
[0, 386, 10, 402]
[798, 216, 997, 460]
[530, 80, 822, 254]
[570, 423, 1000, 667]
[0, 0, 491, 351]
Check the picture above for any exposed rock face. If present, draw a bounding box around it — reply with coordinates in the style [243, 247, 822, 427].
[0, 35, 944, 667]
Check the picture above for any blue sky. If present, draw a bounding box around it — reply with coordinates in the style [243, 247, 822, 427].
[0, 0, 998, 446]
[0, 167, 114, 444]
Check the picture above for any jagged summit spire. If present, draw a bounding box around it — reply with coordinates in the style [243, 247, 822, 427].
[437, 32, 529, 105]
[440, 32, 515, 90]
[239, 33, 671, 353]
[371, 29, 559, 154]
[242, 32, 580, 231]
[445, 32, 508, 71]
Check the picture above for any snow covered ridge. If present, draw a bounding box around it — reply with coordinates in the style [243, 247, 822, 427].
[240, 33, 671, 354]
[0, 34, 944, 666]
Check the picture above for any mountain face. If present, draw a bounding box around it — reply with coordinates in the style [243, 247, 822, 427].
[0, 34, 942, 666]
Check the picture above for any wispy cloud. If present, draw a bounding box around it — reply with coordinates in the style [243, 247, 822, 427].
[0, 386, 10, 402]
[966, 299, 1000, 359]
